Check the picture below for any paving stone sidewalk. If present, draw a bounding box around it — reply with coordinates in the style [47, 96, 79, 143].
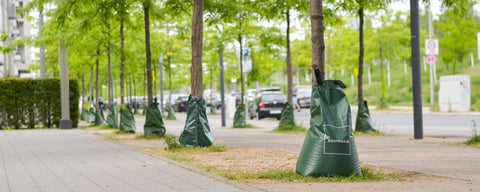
[0, 129, 260, 192]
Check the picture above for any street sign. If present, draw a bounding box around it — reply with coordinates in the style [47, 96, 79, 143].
[426, 55, 436, 64]
[425, 39, 439, 55]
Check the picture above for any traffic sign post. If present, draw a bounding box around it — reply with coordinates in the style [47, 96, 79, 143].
[425, 39, 439, 55]
[426, 55, 436, 65]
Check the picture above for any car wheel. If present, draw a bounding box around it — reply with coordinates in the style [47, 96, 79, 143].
[257, 113, 262, 120]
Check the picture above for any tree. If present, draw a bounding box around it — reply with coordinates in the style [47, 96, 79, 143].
[310, 0, 326, 81]
[437, 0, 477, 74]
[337, 0, 391, 103]
[143, 0, 154, 104]
[191, 0, 204, 99]
[260, 0, 309, 106]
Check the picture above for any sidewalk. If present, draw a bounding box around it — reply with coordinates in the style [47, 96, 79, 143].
[0, 129, 260, 192]
[1, 111, 479, 192]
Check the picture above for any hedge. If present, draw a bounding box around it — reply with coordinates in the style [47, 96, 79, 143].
[0, 78, 79, 129]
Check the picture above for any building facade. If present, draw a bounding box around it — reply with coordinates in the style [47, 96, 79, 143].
[0, 0, 32, 78]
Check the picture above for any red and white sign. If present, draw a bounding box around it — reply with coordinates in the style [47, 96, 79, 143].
[426, 55, 436, 64]
[425, 39, 439, 55]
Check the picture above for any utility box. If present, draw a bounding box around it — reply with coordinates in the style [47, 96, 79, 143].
[438, 75, 470, 112]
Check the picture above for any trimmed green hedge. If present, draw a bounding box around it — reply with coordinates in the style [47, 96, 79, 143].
[0, 78, 79, 129]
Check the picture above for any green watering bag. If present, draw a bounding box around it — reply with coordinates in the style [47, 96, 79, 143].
[279, 103, 295, 127]
[106, 104, 118, 128]
[355, 101, 376, 133]
[233, 104, 246, 128]
[179, 95, 214, 147]
[120, 105, 136, 133]
[144, 101, 166, 137]
[296, 78, 362, 177]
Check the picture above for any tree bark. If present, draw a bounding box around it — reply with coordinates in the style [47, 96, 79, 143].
[168, 56, 172, 107]
[286, 9, 293, 106]
[358, 7, 365, 103]
[107, 29, 112, 105]
[120, 12, 125, 104]
[96, 46, 100, 110]
[90, 66, 93, 104]
[82, 74, 85, 104]
[144, 1, 153, 104]
[238, 34, 244, 104]
[310, 0, 326, 83]
[191, 0, 204, 99]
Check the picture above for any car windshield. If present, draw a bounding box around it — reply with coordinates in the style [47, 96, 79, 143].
[262, 94, 286, 101]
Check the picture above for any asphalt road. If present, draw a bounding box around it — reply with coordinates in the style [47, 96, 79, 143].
[290, 109, 479, 138]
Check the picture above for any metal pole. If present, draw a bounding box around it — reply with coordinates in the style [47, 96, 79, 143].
[220, 51, 226, 127]
[59, 15, 71, 129]
[429, 7, 434, 110]
[160, 53, 164, 114]
[410, 0, 423, 139]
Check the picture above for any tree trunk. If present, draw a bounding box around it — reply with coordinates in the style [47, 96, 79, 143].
[191, 0, 204, 99]
[82, 74, 85, 104]
[168, 56, 172, 107]
[286, 9, 293, 106]
[89, 66, 93, 103]
[96, 46, 100, 110]
[120, 13, 125, 104]
[144, 1, 153, 104]
[108, 32, 112, 105]
[310, 0, 326, 83]
[238, 34, 244, 104]
[358, 7, 365, 103]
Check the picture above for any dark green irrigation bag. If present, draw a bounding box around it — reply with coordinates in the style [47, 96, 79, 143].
[179, 95, 214, 147]
[233, 104, 246, 128]
[144, 101, 166, 137]
[106, 104, 118, 128]
[134, 104, 140, 114]
[167, 106, 176, 120]
[87, 108, 96, 123]
[119, 105, 136, 133]
[279, 103, 295, 127]
[94, 108, 107, 125]
[81, 108, 88, 121]
[296, 71, 362, 177]
[355, 100, 376, 133]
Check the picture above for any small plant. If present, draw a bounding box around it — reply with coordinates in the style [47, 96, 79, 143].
[164, 134, 183, 151]
[465, 120, 480, 145]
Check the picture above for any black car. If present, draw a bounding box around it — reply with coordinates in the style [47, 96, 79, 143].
[174, 96, 190, 112]
[249, 91, 287, 120]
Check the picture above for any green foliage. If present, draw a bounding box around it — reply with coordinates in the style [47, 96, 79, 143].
[465, 120, 480, 145]
[0, 78, 79, 129]
[164, 134, 183, 151]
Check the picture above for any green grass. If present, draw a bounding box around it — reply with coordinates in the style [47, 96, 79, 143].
[99, 125, 117, 130]
[232, 124, 259, 129]
[342, 58, 480, 111]
[225, 167, 385, 183]
[272, 124, 308, 134]
[135, 134, 163, 140]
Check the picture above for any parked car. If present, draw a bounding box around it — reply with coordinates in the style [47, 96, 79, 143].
[174, 95, 190, 112]
[249, 91, 287, 120]
[229, 92, 242, 106]
[203, 89, 221, 108]
[297, 89, 312, 108]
